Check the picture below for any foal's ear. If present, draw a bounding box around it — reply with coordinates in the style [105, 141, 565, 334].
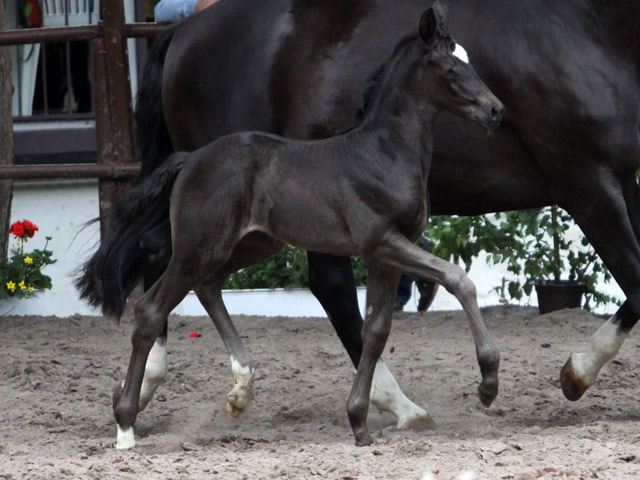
[419, 0, 448, 45]
[419, 8, 437, 45]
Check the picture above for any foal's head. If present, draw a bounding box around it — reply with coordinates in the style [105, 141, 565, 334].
[416, 1, 503, 128]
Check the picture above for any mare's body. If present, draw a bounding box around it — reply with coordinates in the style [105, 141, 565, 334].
[79, 0, 640, 422]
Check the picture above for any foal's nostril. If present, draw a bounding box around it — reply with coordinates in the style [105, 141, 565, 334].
[490, 103, 504, 124]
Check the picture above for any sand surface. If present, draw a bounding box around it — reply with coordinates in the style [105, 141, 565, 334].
[2, 306, 640, 479]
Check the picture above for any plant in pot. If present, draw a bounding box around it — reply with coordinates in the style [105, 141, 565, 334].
[0, 220, 56, 305]
[487, 206, 619, 313]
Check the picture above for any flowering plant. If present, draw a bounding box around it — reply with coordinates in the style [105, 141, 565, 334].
[0, 220, 56, 299]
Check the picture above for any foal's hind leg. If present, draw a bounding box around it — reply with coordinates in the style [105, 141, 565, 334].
[370, 233, 500, 407]
[347, 266, 400, 446]
[194, 283, 256, 417]
[307, 252, 430, 429]
[114, 275, 192, 449]
[195, 235, 283, 417]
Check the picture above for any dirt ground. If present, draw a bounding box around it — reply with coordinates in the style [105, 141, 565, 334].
[2, 305, 640, 480]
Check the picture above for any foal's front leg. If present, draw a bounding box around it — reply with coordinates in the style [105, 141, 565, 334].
[347, 267, 400, 446]
[375, 234, 500, 407]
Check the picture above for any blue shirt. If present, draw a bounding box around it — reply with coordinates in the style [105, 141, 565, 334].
[154, 0, 198, 22]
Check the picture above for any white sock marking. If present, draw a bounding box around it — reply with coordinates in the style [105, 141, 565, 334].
[115, 425, 135, 450]
[453, 43, 469, 64]
[571, 317, 627, 386]
[370, 359, 427, 428]
[227, 356, 255, 413]
[139, 340, 168, 411]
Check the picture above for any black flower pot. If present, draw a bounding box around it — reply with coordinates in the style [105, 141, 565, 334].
[535, 280, 586, 314]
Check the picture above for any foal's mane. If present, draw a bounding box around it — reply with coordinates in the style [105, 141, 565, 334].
[339, 33, 420, 134]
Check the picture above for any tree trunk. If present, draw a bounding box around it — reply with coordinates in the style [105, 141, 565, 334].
[0, 0, 14, 258]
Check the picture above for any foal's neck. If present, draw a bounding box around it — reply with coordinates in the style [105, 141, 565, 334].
[355, 40, 438, 169]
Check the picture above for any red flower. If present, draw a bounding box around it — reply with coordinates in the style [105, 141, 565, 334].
[9, 221, 24, 238]
[9, 220, 39, 239]
[189, 332, 201, 338]
[22, 220, 39, 238]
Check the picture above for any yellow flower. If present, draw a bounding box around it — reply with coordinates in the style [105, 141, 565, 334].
[6, 281, 16, 292]
[19, 281, 26, 290]
[24, 256, 33, 264]
[28, 286, 34, 292]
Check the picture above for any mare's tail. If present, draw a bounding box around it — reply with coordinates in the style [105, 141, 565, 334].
[75, 27, 178, 320]
[75, 152, 188, 319]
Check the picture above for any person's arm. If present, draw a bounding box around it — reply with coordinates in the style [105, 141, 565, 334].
[195, 0, 218, 13]
[154, 0, 199, 22]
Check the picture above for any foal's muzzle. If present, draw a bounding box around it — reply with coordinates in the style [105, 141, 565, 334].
[481, 99, 504, 129]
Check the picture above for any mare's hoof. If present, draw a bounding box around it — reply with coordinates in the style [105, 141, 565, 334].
[401, 414, 438, 432]
[112, 381, 124, 410]
[560, 357, 588, 401]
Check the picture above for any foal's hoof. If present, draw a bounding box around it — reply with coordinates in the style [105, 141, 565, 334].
[560, 357, 588, 401]
[477, 375, 499, 408]
[112, 381, 124, 410]
[354, 431, 374, 447]
[226, 385, 252, 417]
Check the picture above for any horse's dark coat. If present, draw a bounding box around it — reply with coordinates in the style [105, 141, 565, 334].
[77, 0, 640, 403]
[110, 6, 501, 446]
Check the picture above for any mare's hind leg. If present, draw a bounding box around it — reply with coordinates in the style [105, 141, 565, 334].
[112, 222, 172, 414]
[347, 266, 400, 446]
[369, 233, 500, 407]
[307, 252, 430, 429]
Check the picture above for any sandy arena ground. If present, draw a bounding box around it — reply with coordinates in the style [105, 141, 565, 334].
[2, 306, 640, 479]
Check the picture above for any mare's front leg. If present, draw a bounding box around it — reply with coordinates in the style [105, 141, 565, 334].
[374, 234, 500, 407]
[308, 252, 430, 429]
[114, 275, 191, 449]
[557, 173, 640, 400]
[347, 267, 400, 446]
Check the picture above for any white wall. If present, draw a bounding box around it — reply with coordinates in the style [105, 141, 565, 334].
[8, 180, 624, 318]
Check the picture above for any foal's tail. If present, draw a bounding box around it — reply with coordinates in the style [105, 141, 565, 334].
[75, 153, 189, 320]
[75, 27, 179, 320]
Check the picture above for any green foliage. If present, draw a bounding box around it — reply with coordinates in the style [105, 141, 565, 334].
[0, 236, 56, 300]
[426, 208, 619, 311]
[223, 246, 368, 290]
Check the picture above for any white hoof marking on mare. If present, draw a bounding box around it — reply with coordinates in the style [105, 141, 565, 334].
[227, 356, 255, 416]
[570, 317, 627, 387]
[370, 359, 428, 428]
[115, 425, 135, 450]
[139, 339, 168, 411]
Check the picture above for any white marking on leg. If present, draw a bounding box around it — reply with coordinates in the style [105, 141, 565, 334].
[227, 356, 255, 416]
[370, 359, 428, 428]
[139, 339, 168, 411]
[453, 43, 469, 63]
[115, 425, 135, 450]
[570, 317, 628, 387]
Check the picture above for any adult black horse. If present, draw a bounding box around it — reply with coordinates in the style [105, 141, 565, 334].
[78, 0, 640, 428]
